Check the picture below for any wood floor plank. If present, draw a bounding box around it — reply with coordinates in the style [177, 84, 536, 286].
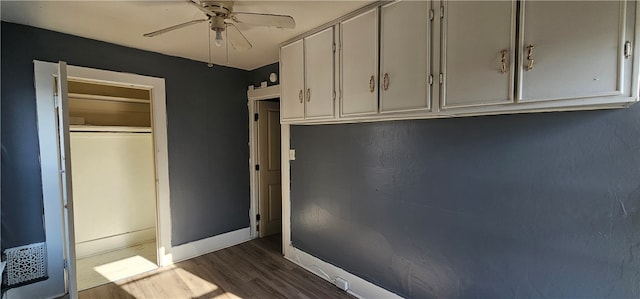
[80, 235, 353, 299]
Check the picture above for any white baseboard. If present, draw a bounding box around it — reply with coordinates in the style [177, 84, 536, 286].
[75, 228, 155, 259]
[285, 245, 402, 299]
[167, 227, 251, 264]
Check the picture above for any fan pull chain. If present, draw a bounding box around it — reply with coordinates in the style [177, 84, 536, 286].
[225, 28, 229, 63]
[207, 23, 213, 68]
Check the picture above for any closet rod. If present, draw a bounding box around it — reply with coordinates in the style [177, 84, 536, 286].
[68, 93, 150, 104]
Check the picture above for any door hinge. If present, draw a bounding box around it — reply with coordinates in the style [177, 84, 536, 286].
[429, 9, 434, 21]
[429, 74, 433, 85]
[333, 43, 336, 53]
[255, 164, 260, 171]
[256, 214, 261, 221]
[63, 259, 68, 269]
[254, 113, 259, 121]
[333, 90, 336, 101]
[440, 6, 444, 18]
[439, 73, 444, 84]
[625, 41, 633, 58]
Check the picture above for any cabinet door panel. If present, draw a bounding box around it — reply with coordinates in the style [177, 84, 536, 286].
[305, 27, 335, 119]
[442, 1, 516, 108]
[519, 1, 624, 102]
[380, 1, 430, 113]
[280, 40, 305, 120]
[341, 8, 379, 116]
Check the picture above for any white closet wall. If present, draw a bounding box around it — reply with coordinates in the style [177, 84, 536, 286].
[70, 132, 156, 258]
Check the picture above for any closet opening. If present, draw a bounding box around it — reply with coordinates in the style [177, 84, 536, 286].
[66, 79, 159, 291]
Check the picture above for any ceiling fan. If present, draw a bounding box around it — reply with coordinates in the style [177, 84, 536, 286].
[144, 0, 296, 54]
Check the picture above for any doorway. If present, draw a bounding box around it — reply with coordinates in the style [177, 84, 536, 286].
[30, 61, 172, 299]
[248, 85, 282, 248]
[65, 79, 158, 290]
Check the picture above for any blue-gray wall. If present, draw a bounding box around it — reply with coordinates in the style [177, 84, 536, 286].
[248, 62, 279, 88]
[1, 21, 251, 250]
[291, 107, 640, 298]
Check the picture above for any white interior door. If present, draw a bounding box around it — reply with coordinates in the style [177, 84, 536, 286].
[56, 61, 78, 299]
[258, 101, 282, 237]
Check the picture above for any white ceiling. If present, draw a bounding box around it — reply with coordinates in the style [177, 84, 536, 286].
[1, 1, 371, 70]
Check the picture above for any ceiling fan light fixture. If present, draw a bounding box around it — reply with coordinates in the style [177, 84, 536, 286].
[143, 0, 296, 65]
[215, 30, 223, 47]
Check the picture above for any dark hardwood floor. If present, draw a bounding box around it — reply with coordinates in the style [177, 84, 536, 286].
[79, 235, 354, 299]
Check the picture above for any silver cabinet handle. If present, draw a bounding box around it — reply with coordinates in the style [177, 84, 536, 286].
[383, 73, 390, 91]
[306, 88, 311, 102]
[500, 49, 508, 74]
[298, 90, 303, 103]
[526, 44, 535, 71]
[369, 75, 375, 93]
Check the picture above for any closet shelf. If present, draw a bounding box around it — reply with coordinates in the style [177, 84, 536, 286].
[68, 93, 150, 104]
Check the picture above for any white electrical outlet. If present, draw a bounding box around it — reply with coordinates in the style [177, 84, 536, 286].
[289, 149, 296, 160]
[334, 277, 349, 291]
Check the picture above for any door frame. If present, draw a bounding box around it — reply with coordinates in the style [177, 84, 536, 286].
[247, 85, 280, 240]
[29, 61, 172, 299]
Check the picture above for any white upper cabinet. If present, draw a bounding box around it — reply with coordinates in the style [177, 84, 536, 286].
[441, 1, 516, 109]
[340, 8, 379, 116]
[304, 27, 335, 119]
[380, 1, 431, 113]
[280, 40, 304, 121]
[518, 1, 627, 102]
[279, 1, 638, 124]
[280, 27, 335, 122]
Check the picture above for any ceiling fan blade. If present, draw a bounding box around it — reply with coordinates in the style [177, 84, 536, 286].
[231, 12, 295, 29]
[188, 0, 215, 17]
[144, 19, 208, 37]
[226, 23, 252, 51]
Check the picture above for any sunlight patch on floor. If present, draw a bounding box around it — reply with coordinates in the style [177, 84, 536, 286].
[93, 255, 157, 281]
[77, 240, 157, 291]
[112, 266, 244, 298]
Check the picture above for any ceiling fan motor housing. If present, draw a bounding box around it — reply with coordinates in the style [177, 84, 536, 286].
[210, 16, 226, 32]
[202, 1, 233, 32]
[201, 1, 233, 15]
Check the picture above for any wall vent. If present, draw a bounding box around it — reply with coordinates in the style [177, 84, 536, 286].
[4, 242, 47, 286]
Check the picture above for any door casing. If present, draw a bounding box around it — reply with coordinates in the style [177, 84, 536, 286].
[27, 61, 172, 299]
[247, 85, 281, 241]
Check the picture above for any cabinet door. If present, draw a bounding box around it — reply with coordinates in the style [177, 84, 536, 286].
[519, 1, 625, 102]
[280, 40, 305, 120]
[304, 27, 335, 119]
[380, 1, 430, 113]
[441, 1, 516, 108]
[341, 8, 379, 116]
